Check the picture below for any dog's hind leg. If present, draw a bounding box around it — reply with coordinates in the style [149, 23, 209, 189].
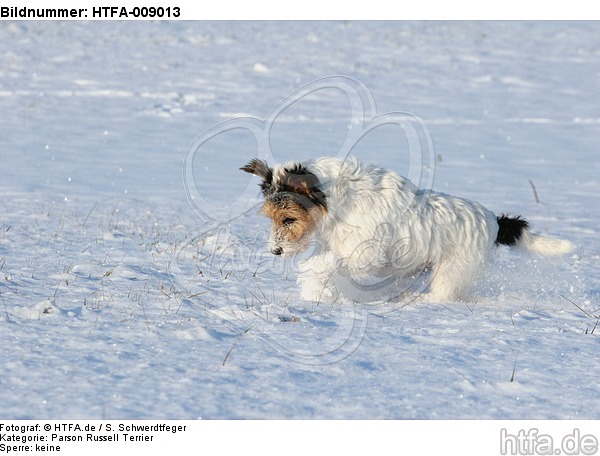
[424, 258, 479, 302]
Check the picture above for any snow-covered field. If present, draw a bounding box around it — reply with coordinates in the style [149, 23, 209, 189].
[1, 21, 599, 419]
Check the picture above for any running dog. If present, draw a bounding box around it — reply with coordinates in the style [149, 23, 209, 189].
[241, 156, 573, 302]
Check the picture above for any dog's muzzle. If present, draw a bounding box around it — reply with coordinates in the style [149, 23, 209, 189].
[271, 247, 283, 255]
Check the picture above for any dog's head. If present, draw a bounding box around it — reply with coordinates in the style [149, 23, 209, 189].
[241, 159, 327, 255]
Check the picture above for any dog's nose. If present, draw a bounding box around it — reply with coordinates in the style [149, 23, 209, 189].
[271, 247, 283, 255]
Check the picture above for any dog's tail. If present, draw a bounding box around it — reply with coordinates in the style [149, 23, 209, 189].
[495, 215, 574, 256]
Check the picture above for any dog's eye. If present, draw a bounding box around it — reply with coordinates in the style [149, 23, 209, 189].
[282, 217, 296, 226]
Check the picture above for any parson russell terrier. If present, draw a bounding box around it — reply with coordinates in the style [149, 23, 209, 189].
[242, 157, 573, 302]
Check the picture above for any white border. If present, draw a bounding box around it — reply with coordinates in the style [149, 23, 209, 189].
[2, 420, 599, 456]
[1, 0, 599, 20]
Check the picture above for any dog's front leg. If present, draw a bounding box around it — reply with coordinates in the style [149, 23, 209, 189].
[297, 252, 339, 301]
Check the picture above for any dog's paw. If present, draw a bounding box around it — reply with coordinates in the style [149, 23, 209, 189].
[300, 284, 334, 302]
[299, 276, 335, 302]
[418, 291, 466, 304]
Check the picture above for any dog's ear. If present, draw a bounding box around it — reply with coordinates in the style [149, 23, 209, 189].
[241, 159, 273, 196]
[284, 173, 319, 195]
[282, 169, 327, 210]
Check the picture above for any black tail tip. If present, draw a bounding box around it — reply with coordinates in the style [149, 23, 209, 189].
[496, 214, 529, 246]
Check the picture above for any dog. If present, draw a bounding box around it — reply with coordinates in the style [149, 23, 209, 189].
[241, 156, 573, 302]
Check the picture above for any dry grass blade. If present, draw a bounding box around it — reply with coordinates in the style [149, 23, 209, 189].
[528, 179, 540, 204]
[509, 357, 518, 383]
[222, 327, 253, 366]
[560, 294, 595, 319]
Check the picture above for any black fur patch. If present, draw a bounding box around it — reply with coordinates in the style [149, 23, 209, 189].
[496, 215, 529, 246]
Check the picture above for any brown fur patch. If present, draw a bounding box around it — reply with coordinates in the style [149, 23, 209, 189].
[260, 194, 326, 253]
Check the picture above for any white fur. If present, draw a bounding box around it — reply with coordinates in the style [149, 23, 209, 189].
[269, 157, 573, 303]
[517, 230, 573, 256]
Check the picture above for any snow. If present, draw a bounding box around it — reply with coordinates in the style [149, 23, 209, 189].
[0, 21, 599, 419]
